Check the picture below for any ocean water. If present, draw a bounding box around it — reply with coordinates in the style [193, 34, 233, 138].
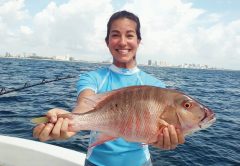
[0, 58, 239, 166]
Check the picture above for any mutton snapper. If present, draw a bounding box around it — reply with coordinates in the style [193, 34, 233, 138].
[32, 85, 216, 147]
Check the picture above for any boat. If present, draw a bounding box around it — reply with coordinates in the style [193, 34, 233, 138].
[0, 135, 86, 166]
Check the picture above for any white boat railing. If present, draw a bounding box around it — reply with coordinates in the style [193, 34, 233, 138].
[0, 135, 86, 166]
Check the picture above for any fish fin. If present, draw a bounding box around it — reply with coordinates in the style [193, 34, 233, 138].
[73, 97, 96, 113]
[73, 92, 113, 113]
[158, 119, 168, 130]
[88, 133, 116, 149]
[86, 92, 117, 108]
[148, 119, 169, 144]
[148, 120, 169, 145]
[156, 119, 169, 138]
[75, 87, 137, 113]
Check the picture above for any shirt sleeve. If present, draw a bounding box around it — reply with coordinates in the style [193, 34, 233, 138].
[76, 72, 98, 97]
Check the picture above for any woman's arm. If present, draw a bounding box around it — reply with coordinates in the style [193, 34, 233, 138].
[32, 89, 95, 142]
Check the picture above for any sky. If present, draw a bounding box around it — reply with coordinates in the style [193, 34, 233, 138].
[0, 0, 240, 70]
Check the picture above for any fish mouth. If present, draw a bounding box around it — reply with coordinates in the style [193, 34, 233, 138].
[199, 107, 216, 129]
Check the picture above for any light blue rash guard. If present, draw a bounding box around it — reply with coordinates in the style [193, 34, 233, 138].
[76, 64, 165, 166]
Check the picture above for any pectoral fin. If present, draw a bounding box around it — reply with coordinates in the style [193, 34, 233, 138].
[158, 119, 169, 132]
[148, 119, 169, 145]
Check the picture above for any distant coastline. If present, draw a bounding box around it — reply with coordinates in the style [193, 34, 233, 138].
[0, 56, 107, 64]
[0, 56, 236, 71]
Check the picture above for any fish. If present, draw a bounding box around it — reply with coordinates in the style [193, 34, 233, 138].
[32, 85, 216, 147]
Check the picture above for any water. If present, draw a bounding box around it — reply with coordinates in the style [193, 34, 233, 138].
[0, 58, 239, 166]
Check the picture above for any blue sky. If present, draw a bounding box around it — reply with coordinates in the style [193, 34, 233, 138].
[189, 0, 240, 21]
[189, 0, 240, 12]
[25, 0, 126, 14]
[25, 0, 68, 14]
[0, 0, 240, 70]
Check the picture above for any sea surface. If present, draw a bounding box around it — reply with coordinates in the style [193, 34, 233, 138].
[0, 58, 239, 166]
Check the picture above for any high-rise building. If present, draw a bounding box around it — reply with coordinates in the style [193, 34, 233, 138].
[148, 60, 152, 66]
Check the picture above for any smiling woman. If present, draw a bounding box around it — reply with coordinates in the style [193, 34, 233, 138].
[32, 10, 185, 166]
[106, 18, 140, 68]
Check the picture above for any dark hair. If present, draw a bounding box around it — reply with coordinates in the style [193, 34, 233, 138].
[105, 10, 141, 44]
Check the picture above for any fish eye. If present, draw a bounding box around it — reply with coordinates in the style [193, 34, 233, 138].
[182, 101, 192, 109]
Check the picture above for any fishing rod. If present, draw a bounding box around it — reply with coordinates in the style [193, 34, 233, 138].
[0, 75, 77, 96]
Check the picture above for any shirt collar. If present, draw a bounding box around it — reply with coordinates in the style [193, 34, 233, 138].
[109, 64, 140, 75]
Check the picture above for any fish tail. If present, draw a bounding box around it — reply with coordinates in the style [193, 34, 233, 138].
[31, 116, 49, 124]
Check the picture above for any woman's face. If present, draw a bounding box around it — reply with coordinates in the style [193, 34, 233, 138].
[107, 18, 140, 68]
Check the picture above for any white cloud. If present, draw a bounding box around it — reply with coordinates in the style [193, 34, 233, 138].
[0, 0, 30, 54]
[31, 0, 113, 58]
[20, 25, 32, 35]
[0, 0, 113, 57]
[0, 0, 28, 26]
[121, 0, 240, 70]
[0, 0, 239, 70]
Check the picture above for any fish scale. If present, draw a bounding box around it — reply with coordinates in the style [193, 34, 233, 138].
[98, 87, 162, 142]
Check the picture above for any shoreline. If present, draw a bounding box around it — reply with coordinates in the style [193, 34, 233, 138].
[0, 57, 238, 72]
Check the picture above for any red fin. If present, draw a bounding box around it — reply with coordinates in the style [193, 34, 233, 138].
[88, 133, 116, 149]
[158, 119, 169, 132]
[73, 97, 96, 113]
[73, 92, 113, 113]
[149, 119, 169, 144]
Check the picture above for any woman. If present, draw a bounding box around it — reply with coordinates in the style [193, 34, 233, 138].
[33, 10, 185, 166]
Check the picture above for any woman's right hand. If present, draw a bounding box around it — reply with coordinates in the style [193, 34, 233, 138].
[33, 108, 76, 142]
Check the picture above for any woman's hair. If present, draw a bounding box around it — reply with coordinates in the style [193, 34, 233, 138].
[105, 10, 141, 44]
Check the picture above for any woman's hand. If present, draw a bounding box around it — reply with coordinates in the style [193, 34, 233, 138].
[151, 119, 185, 150]
[153, 125, 185, 150]
[32, 108, 76, 142]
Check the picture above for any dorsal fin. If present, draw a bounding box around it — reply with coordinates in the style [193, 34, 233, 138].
[73, 92, 114, 113]
[73, 86, 155, 113]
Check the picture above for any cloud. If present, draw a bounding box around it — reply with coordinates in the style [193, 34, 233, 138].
[0, 0, 30, 53]
[0, 0, 28, 25]
[30, 0, 114, 58]
[20, 25, 32, 35]
[1, 0, 113, 57]
[0, 0, 239, 70]
[118, 0, 240, 70]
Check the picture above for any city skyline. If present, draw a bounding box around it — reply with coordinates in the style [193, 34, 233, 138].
[0, 51, 228, 71]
